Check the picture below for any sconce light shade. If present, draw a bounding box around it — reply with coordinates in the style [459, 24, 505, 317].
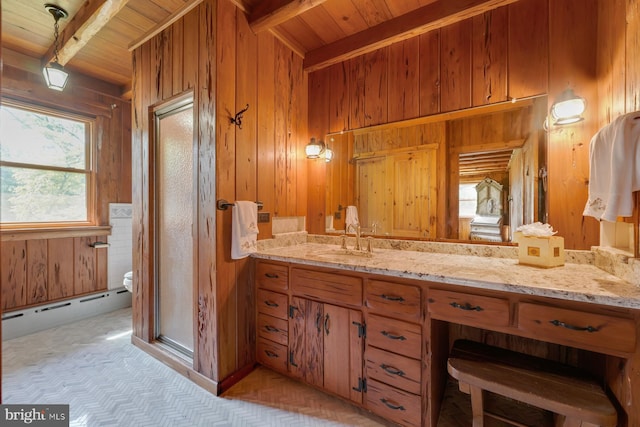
[305, 137, 325, 159]
[550, 88, 586, 125]
[43, 62, 69, 91]
[324, 147, 333, 162]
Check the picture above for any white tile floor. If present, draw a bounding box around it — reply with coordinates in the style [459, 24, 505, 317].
[2, 308, 386, 427]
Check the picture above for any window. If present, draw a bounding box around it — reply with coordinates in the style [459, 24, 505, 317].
[459, 182, 478, 218]
[0, 101, 94, 226]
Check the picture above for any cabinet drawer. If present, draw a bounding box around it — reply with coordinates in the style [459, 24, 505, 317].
[518, 303, 637, 355]
[366, 378, 421, 427]
[256, 337, 288, 372]
[257, 289, 288, 319]
[367, 314, 422, 359]
[365, 280, 421, 321]
[257, 313, 288, 346]
[291, 268, 362, 307]
[256, 262, 289, 291]
[427, 289, 510, 328]
[366, 346, 421, 395]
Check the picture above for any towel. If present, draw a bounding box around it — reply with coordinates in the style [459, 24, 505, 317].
[345, 205, 359, 231]
[583, 112, 640, 222]
[231, 201, 259, 259]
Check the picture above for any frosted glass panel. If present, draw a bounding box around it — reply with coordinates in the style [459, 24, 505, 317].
[157, 104, 194, 354]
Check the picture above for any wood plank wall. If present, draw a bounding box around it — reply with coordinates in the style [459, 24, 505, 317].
[0, 56, 132, 311]
[307, 0, 640, 251]
[131, 0, 307, 386]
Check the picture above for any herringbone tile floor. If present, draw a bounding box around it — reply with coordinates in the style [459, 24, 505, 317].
[2, 308, 388, 427]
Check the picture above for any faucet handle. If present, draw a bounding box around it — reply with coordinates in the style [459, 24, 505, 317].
[367, 236, 373, 253]
[341, 234, 347, 249]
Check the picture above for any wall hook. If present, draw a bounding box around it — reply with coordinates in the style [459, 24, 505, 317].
[231, 104, 249, 129]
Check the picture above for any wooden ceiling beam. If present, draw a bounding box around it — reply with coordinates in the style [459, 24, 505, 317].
[303, 0, 520, 72]
[249, 0, 327, 34]
[42, 0, 130, 67]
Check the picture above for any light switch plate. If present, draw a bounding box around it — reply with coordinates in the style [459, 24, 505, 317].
[258, 212, 270, 223]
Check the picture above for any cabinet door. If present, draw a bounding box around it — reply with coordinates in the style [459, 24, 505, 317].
[323, 304, 364, 404]
[289, 297, 323, 387]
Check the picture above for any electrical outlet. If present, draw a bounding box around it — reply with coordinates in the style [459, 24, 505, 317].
[258, 212, 270, 223]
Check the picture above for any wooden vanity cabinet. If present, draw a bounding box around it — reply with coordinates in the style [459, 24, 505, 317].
[256, 261, 290, 373]
[364, 280, 423, 427]
[289, 296, 364, 403]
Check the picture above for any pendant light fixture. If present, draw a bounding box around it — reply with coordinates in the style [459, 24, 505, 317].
[43, 4, 69, 91]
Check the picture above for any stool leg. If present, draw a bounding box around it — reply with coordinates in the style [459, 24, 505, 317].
[469, 385, 485, 427]
[554, 415, 582, 427]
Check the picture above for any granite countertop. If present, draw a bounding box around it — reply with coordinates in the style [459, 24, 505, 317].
[254, 242, 640, 309]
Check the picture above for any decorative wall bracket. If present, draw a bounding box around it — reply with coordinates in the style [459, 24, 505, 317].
[230, 104, 249, 129]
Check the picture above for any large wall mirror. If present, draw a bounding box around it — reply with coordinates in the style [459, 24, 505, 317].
[322, 96, 548, 245]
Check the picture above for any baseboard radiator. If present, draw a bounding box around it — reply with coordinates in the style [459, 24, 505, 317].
[2, 288, 132, 340]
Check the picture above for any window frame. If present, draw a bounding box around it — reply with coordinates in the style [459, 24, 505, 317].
[0, 99, 97, 229]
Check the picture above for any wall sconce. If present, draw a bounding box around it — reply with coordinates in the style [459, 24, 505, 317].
[324, 147, 333, 162]
[305, 137, 325, 159]
[550, 88, 586, 125]
[43, 4, 69, 91]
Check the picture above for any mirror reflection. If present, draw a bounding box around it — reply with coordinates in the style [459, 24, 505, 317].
[324, 96, 548, 244]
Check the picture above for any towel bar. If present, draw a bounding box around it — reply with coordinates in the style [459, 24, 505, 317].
[216, 199, 263, 211]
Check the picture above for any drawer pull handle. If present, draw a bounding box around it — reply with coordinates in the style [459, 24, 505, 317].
[264, 350, 279, 358]
[316, 312, 322, 333]
[381, 364, 405, 376]
[381, 294, 405, 302]
[380, 398, 405, 411]
[324, 313, 330, 335]
[265, 325, 280, 333]
[381, 330, 406, 341]
[450, 302, 483, 312]
[264, 300, 279, 308]
[265, 273, 279, 279]
[550, 319, 599, 333]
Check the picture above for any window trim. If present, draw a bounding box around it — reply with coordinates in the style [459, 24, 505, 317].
[0, 99, 97, 228]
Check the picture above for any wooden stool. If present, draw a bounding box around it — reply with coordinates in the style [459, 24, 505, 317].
[447, 340, 618, 427]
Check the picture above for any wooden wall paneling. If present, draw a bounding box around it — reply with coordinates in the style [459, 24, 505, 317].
[596, 0, 626, 127]
[349, 55, 366, 129]
[447, 123, 462, 238]
[274, 40, 290, 216]
[307, 68, 331, 234]
[131, 47, 145, 339]
[172, 18, 184, 96]
[507, 0, 548, 99]
[471, 7, 508, 106]
[627, 0, 640, 113]
[96, 116, 110, 225]
[419, 30, 441, 117]
[257, 33, 276, 238]
[1, 241, 26, 310]
[74, 237, 97, 295]
[196, 0, 217, 380]
[278, 41, 299, 217]
[547, 0, 599, 250]
[182, 10, 200, 91]
[162, 27, 173, 99]
[235, 11, 258, 370]
[440, 19, 472, 113]
[119, 101, 133, 203]
[328, 62, 349, 133]
[47, 239, 75, 302]
[142, 38, 155, 342]
[387, 37, 420, 123]
[431, 122, 448, 239]
[293, 53, 308, 218]
[216, 0, 238, 380]
[26, 240, 47, 305]
[96, 245, 108, 291]
[363, 48, 388, 127]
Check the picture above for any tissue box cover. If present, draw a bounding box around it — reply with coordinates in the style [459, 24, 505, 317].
[514, 232, 565, 268]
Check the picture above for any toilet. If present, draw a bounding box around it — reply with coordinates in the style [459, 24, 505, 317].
[123, 271, 133, 292]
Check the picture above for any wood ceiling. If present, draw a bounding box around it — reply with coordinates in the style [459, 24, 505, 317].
[1, 0, 519, 99]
